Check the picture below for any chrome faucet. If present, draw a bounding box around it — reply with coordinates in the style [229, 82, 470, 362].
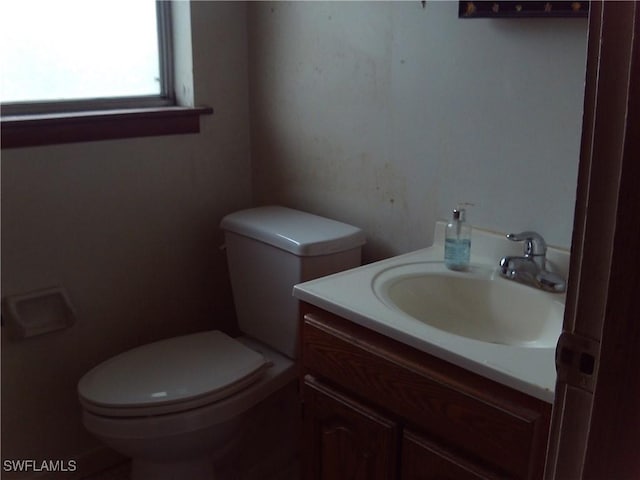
[499, 231, 566, 293]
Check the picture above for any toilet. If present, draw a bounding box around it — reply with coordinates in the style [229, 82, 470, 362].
[77, 206, 365, 480]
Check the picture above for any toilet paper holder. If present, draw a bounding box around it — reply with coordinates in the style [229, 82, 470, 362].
[1, 286, 77, 340]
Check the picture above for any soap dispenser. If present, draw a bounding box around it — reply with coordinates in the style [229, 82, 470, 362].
[444, 205, 471, 271]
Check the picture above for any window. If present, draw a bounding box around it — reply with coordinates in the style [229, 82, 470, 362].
[1, 0, 173, 114]
[0, 1, 211, 148]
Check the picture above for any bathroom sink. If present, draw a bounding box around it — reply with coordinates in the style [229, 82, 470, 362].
[372, 262, 564, 348]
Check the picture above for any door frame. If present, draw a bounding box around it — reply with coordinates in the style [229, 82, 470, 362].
[546, 2, 640, 479]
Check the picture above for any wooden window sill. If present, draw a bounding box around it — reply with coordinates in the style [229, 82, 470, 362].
[1, 106, 214, 149]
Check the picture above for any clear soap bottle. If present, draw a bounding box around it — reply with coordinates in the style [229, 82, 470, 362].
[444, 206, 471, 271]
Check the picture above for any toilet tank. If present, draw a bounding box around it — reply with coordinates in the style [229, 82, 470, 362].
[220, 206, 365, 359]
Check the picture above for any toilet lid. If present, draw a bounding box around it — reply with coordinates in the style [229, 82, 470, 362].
[78, 331, 271, 417]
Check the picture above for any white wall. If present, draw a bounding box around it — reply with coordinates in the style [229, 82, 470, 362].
[248, 1, 587, 260]
[0, 2, 251, 475]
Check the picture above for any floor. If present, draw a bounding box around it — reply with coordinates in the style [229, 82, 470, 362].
[79, 460, 299, 480]
[80, 461, 130, 480]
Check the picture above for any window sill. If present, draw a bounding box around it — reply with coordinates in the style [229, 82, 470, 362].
[0, 106, 214, 149]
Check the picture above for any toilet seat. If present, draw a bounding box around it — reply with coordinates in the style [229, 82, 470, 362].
[81, 336, 297, 442]
[78, 331, 271, 417]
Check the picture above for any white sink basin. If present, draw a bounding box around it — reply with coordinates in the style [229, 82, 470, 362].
[373, 262, 564, 348]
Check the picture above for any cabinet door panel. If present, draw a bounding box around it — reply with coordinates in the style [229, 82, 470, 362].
[303, 375, 398, 480]
[402, 430, 504, 480]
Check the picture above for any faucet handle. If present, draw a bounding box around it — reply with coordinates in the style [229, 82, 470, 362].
[506, 231, 547, 257]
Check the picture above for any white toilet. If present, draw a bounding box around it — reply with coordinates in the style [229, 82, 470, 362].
[77, 206, 365, 480]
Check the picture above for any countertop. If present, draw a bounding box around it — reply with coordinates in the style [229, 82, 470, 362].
[293, 223, 569, 404]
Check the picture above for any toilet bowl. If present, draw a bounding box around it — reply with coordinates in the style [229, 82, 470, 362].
[77, 206, 365, 480]
[80, 336, 296, 480]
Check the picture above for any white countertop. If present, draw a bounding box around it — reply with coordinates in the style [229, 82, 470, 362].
[293, 223, 569, 404]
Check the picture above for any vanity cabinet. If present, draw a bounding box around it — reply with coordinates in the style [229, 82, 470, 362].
[299, 304, 552, 480]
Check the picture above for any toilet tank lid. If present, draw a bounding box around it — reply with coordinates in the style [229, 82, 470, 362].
[220, 206, 365, 256]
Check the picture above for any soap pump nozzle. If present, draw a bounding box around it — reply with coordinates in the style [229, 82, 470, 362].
[451, 203, 473, 236]
[454, 202, 474, 221]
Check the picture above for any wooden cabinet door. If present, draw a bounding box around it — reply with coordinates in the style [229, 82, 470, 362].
[402, 430, 504, 480]
[303, 375, 398, 480]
